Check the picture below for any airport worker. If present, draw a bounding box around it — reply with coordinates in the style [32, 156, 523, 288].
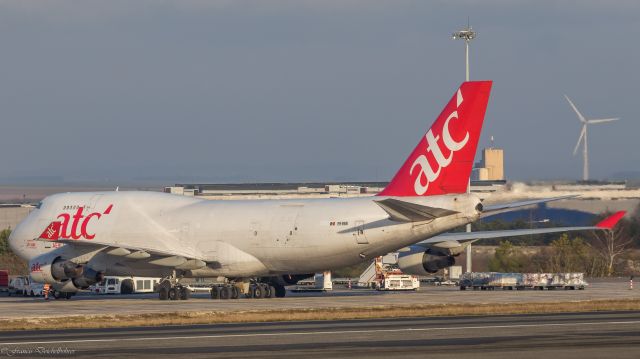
[43, 283, 50, 300]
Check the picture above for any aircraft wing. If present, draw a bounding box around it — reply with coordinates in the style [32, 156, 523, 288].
[376, 195, 578, 223]
[416, 210, 626, 246]
[374, 198, 458, 222]
[36, 225, 206, 270]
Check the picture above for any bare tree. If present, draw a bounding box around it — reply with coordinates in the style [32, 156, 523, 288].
[591, 226, 634, 276]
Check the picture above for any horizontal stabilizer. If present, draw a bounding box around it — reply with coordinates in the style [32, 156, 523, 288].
[481, 195, 578, 217]
[375, 198, 458, 222]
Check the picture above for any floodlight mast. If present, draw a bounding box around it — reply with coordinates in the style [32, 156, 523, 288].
[452, 23, 477, 272]
[452, 27, 476, 81]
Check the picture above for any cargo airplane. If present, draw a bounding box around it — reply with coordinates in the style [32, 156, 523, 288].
[9, 81, 625, 300]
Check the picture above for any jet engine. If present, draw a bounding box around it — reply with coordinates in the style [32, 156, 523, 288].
[29, 252, 103, 291]
[397, 246, 456, 276]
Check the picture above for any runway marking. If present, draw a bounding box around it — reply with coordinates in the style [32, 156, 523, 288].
[2, 320, 640, 346]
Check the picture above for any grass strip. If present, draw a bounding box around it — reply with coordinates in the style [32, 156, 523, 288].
[1, 298, 639, 331]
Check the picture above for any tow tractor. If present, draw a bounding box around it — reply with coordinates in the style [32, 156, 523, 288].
[359, 254, 420, 291]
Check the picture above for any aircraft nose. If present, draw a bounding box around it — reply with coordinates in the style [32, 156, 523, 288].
[8, 222, 29, 260]
[8, 227, 21, 255]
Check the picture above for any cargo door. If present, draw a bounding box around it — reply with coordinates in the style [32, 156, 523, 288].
[249, 220, 263, 247]
[354, 220, 368, 244]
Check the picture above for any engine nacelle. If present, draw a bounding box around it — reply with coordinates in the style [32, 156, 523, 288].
[398, 247, 455, 276]
[29, 252, 103, 290]
[71, 268, 104, 289]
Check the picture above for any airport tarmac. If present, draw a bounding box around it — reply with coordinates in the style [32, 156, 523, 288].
[0, 311, 638, 358]
[0, 279, 637, 320]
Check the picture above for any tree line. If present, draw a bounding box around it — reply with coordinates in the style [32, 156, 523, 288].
[488, 221, 638, 277]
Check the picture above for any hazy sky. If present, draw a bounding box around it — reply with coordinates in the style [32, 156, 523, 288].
[0, 0, 638, 184]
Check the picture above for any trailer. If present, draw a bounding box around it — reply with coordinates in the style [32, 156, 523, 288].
[526, 273, 587, 290]
[0, 270, 8, 294]
[291, 271, 333, 292]
[459, 272, 587, 290]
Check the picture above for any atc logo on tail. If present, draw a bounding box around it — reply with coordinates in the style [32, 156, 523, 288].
[39, 221, 61, 241]
[379, 81, 492, 197]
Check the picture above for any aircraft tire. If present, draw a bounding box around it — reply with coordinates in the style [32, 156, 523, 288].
[120, 279, 134, 295]
[252, 285, 264, 299]
[168, 287, 178, 300]
[261, 283, 270, 298]
[220, 286, 230, 300]
[267, 285, 276, 298]
[260, 283, 270, 298]
[179, 287, 190, 300]
[210, 286, 219, 299]
[159, 287, 169, 300]
[273, 285, 286, 298]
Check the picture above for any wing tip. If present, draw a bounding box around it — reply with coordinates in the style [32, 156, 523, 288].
[595, 211, 626, 229]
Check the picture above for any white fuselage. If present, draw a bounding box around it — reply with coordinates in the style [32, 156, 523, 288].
[10, 191, 481, 278]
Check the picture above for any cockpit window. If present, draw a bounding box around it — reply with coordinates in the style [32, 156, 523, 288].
[35, 202, 42, 209]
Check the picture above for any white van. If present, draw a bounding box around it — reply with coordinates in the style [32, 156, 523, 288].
[92, 276, 161, 294]
[8, 276, 44, 297]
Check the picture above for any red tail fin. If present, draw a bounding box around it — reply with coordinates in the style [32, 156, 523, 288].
[378, 81, 492, 197]
[39, 221, 61, 240]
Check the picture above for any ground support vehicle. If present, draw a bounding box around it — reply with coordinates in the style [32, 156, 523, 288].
[459, 272, 587, 290]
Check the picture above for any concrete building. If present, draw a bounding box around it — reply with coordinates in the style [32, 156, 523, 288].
[164, 182, 386, 200]
[0, 206, 35, 231]
[474, 148, 504, 181]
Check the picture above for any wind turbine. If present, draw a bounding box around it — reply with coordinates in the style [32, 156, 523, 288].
[565, 95, 619, 181]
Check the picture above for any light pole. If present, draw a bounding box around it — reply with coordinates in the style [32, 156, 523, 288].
[452, 23, 476, 272]
[452, 25, 476, 82]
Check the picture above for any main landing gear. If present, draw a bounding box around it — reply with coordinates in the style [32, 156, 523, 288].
[209, 284, 240, 300]
[156, 273, 287, 300]
[209, 281, 286, 300]
[158, 273, 190, 301]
